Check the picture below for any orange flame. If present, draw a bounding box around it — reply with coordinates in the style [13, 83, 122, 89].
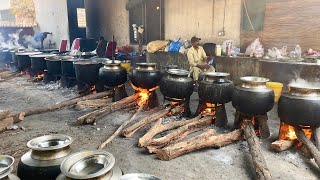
[35, 73, 44, 80]
[279, 123, 312, 141]
[202, 103, 216, 115]
[131, 83, 159, 107]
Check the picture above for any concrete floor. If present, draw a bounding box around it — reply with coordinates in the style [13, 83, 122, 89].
[0, 77, 319, 180]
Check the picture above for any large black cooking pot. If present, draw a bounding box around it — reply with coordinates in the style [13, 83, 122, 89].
[232, 77, 274, 115]
[45, 56, 67, 76]
[60, 56, 76, 78]
[10, 48, 25, 66]
[30, 54, 56, 73]
[17, 135, 73, 180]
[16, 52, 42, 71]
[74, 59, 103, 84]
[99, 60, 127, 88]
[0, 49, 12, 64]
[198, 72, 234, 104]
[160, 69, 194, 99]
[278, 85, 320, 127]
[129, 63, 162, 89]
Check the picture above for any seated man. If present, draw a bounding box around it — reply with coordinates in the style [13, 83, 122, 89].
[187, 37, 215, 83]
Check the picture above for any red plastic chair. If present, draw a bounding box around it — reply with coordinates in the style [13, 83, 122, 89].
[59, 40, 68, 52]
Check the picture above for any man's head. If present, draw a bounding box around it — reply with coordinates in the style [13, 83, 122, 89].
[191, 36, 201, 48]
[99, 36, 105, 41]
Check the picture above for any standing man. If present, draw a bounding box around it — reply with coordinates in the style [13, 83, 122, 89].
[187, 36, 215, 85]
[33, 32, 52, 49]
[96, 36, 107, 57]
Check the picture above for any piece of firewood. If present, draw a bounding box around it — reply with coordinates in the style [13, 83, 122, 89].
[147, 116, 214, 148]
[0, 117, 14, 133]
[98, 105, 144, 149]
[122, 107, 171, 138]
[77, 94, 139, 125]
[271, 140, 295, 152]
[76, 98, 113, 109]
[0, 111, 10, 120]
[241, 120, 272, 180]
[13, 91, 113, 123]
[153, 129, 243, 161]
[256, 114, 270, 139]
[295, 126, 320, 168]
[313, 127, 320, 151]
[300, 145, 313, 159]
[138, 116, 202, 147]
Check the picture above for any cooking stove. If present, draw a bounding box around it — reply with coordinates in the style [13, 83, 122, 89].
[163, 96, 190, 117]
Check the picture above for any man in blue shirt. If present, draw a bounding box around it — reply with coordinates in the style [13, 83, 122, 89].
[33, 32, 52, 49]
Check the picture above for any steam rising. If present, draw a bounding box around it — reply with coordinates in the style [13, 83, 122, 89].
[0, 29, 24, 49]
[289, 78, 320, 89]
[23, 35, 40, 51]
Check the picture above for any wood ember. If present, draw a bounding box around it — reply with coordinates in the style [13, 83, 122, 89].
[146, 116, 214, 148]
[11, 91, 113, 123]
[241, 120, 272, 180]
[153, 129, 243, 161]
[271, 140, 295, 152]
[138, 116, 202, 148]
[122, 107, 172, 138]
[295, 126, 320, 168]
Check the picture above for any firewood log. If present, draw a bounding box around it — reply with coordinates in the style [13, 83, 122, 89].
[241, 120, 272, 180]
[13, 91, 113, 123]
[76, 98, 113, 109]
[295, 126, 320, 168]
[121, 107, 171, 138]
[313, 127, 320, 151]
[147, 116, 214, 148]
[153, 129, 243, 161]
[98, 105, 144, 149]
[138, 116, 202, 147]
[0, 117, 14, 132]
[271, 140, 295, 152]
[0, 111, 10, 120]
[256, 114, 270, 139]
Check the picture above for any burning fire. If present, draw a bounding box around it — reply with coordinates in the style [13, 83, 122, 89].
[131, 83, 159, 107]
[35, 73, 44, 80]
[202, 103, 216, 115]
[279, 123, 312, 141]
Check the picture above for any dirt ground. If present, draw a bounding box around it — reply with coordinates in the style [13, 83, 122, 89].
[0, 75, 320, 180]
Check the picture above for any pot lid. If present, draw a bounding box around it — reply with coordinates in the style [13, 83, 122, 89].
[92, 58, 110, 64]
[61, 150, 115, 179]
[29, 54, 57, 58]
[205, 72, 230, 77]
[167, 69, 189, 76]
[74, 59, 100, 65]
[27, 134, 73, 151]
[240, 76, 269, 83]
[288, 84, 320, 96]
[16, 52, 42, 56]
[120, 173, 162, 180]
[0, 155, 14, 176]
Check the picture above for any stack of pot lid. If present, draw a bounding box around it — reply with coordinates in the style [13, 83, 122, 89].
[0, 155, 20, 180]
[57, 150, 122, 180]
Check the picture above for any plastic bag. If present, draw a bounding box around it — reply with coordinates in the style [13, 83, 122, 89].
[168, 39, 181, 52]
[245, 38, 262, 57]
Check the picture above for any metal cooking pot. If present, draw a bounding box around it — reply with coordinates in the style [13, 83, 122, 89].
[45, 56, 62, 76]
[0, 49, 12, 65]
[74, 59, 103, 84]
[0, 155, 20, 180]
[57, 150, 122, 180]
[232, 76, 274, 115]
[129, 63, 162, 89]
[198, 72, 234, 104]
[16, 52, 42, 71]
[17, 134, 73, 180]
[60, 56, 76, 78]
[120, 173, 162, 180]
[30, 54, 56, 74]
[278, 85, 320, 127]
[99, 60, 127, 88]
[160, 69, 194, 99]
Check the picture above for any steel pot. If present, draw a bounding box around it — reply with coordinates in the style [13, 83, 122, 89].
[232, 76, 274, 115]
[57, 150, 122, 180]
[160, 69, 194, 99]
[99, 60, 127, 88]
[39, 49, 59, 54]
[278, 85, 320, 127]
[45, 56, 63, 76]
[129, 63, 162, 89]
[198, 72, 234, 104]
[0, 49, 12, 64]
[16, 52, 42, 71]
[30, 54, 56, 74]
[120, 173, 162, 180]
[0, 155, 20, 180]
[18, 134, 73, 180]
[74, 59, 103, 84]
[61, 56, 76, 78]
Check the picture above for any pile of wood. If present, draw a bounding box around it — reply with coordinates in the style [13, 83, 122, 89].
[0, 70, 21, 83]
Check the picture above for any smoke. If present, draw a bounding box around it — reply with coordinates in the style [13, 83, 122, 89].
[0, 29, 24, 49]
[23, 35, 40, 51]
[289, 78, 320, 88]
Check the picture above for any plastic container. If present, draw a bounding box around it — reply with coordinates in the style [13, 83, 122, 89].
[121, 60, 131, 73]
[216, 45, 222, 56]
[266, 82, 284, 102]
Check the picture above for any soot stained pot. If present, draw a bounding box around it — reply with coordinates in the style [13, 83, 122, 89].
[17, 134, 73, 180]
[198, 72, 234, 104]
[0, 155, 20, 180]
[160, 69, 194, 99]
[45, 56, 63, 76]
[120, 173, 162, 180]
[57, 150, 122, 180]
[74, 59, 103, 84]
[278, 85, 320, 127]
[16, 52, 42, 71]
[60, 56, 76, 78]
[232, 76, 274, 115]
[99, 60, 127, 88]
[10, 49, 25, 66]
[0, 49, 12, 64]
[129, 63, 162, 89]
[30, 54, 56, 73]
